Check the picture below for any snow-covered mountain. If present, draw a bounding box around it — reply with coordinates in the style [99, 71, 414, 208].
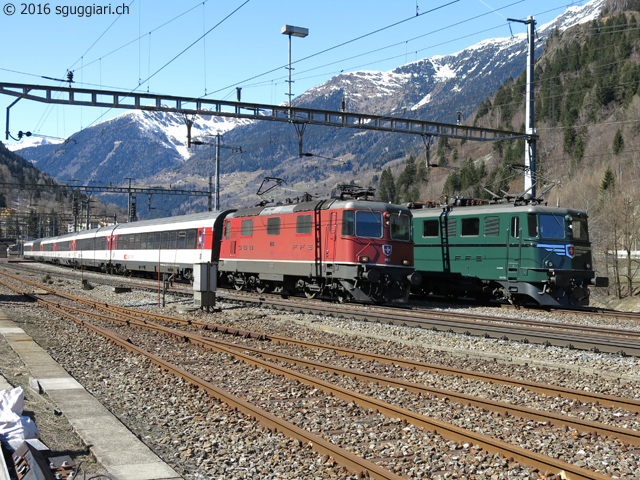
[8, 109, 250, 183]
[10, 0, 604, 205]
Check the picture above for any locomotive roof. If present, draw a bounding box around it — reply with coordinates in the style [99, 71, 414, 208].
[230, 198, 410, 218]
[409, 202, 588, 218]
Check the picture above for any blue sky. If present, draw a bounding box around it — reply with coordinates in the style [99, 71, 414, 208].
[1, 0, 590, 144]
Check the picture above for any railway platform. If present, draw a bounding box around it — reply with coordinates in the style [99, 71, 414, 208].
[0, 308, 182, 480]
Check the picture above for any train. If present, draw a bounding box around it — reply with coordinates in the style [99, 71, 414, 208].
[407, 197, 608, 307]
[23, 190, 420, 304]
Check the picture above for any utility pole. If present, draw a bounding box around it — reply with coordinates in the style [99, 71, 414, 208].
[508, 15, 537, 199]
[191, 133, 242, 211]
[215, 133, 221, 211]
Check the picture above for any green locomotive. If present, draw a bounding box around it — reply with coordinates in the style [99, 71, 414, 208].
[408, 198, 608, 307]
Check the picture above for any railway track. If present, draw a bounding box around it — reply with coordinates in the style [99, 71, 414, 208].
[4, 261, 640, 357]
[1, 272, 639, 479]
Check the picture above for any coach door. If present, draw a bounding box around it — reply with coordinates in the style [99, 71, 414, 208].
[507, 215, 521, 281]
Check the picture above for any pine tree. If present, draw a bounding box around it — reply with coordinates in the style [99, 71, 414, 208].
[378, 168, 396, 203]
[600, 167, 615, 194]
[613, 129, 625, 155]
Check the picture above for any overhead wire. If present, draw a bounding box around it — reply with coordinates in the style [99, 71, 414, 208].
[208, 0, 589, 100]
[83, 0, 252, 130]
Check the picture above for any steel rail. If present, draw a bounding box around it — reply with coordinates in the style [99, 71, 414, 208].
[5, 264, 640, 351]
[28, 294, 615, 480]
[218, 291, 640, 356]
[3, 271, 640, 412]
[37, 295, 640, 447]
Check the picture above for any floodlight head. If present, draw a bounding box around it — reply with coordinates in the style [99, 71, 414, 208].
[281, 25, 308, 37]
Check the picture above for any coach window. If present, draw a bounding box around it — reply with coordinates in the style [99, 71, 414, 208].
[296, 214, 312, 234]
[461, 217, 480, 237]
[141, 234, 148, 250]
[161, 232, 169, 249]
[510, 216, 520, 239]
[342, 210, 355, 236]
[241, 219, 253, 237]
[484, 216, 500, 237]
[186, 230, 197, 249]
[134, 234, 141, 249]
[422, 219, 439, 238]
[355, 210, 382, 238]
[177, 231, 187, 249]
[170, 231, 178, 249]
[267, 217, 281, 235]
[155, 233, 162, 249]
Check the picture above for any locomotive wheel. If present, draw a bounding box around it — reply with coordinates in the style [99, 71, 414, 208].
[256, 281, 272, 294]
[233, 273, 246, 291]
[336, 287, 351, 303]
[303, 282, 323, 299]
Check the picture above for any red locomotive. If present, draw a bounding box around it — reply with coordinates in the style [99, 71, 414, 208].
[218, 192, 420, 303]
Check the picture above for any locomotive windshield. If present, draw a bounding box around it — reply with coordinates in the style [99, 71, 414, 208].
[390, 213, 411, 241]
[538, 214, 566, 239]
[537, 213, 589, 241]
[356, 210, 383, 238]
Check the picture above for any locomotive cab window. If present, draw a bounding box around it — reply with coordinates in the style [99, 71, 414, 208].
[267, 217, 281, 236]
[296, 215, 312, 235]
[422, 219, 439, 238]
[460, 217, 479, 237]
[355, 210, 382, 239]
[342, 210, 354, 236]
[241, 219, 253, 237]
[571, 217, 589, 241]
[390, 213, 410, 241]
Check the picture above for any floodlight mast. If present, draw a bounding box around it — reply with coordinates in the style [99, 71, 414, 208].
[281, 25, 309, 111]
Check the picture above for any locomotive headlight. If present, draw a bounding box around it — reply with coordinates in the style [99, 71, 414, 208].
[359, 256, 370, 263]
[402, 259, 411, 266]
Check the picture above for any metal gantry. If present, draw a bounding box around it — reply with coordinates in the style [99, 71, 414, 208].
[1, 82, 533, 147]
